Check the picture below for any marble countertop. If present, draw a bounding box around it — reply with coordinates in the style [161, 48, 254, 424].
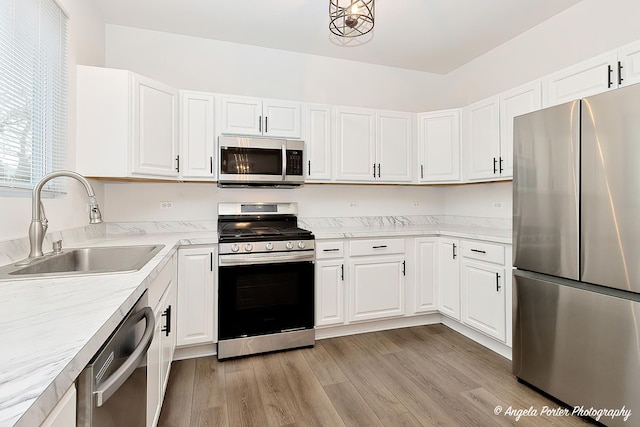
[308, 224, 512, 244]
[0, 232, 217, 427]
[0, 220, 510, 427]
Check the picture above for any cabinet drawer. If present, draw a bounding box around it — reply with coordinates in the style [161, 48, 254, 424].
[349, 238, 405, 257]
[462, 241, 504, 265]
[316, 241, 345, 259]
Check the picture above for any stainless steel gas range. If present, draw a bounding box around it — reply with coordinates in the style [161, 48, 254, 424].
[217, 202, 315, 360]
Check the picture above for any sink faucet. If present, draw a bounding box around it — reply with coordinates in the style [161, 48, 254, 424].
[27, 170, 103, 259]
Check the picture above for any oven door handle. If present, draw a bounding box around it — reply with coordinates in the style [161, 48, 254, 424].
[94, 307, 155, 407]
[219, 253, 314, 265]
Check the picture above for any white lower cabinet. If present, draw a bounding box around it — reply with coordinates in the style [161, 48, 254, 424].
[147, 254, 177, 427]
[461, 259, 505, 341]
[459, 240, 508, 343]
[348, 238, 406, 323]
[315, 240, 345, 327]
[437, 238, 460, 320]
[414, 238, 438, 313]
[41, 385, 76, 427]
[177, 246, 216, 347]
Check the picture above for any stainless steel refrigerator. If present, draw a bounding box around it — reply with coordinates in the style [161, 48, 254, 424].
[513, 83, 640, 426]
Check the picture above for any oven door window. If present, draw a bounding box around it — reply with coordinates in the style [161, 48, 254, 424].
[218, 261, 314, 340]
[220, 147, 282, 175]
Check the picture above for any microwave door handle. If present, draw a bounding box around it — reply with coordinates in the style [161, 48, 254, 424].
[282, 142, 287, 181]
[93, 307, 155, 406]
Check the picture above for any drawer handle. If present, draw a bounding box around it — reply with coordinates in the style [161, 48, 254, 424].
[323, 248, 340, 252]
[372, 245, 388, 249]
[470, 249, 486, 254]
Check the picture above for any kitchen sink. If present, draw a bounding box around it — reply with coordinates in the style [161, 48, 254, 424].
[0, 244, 164, 280]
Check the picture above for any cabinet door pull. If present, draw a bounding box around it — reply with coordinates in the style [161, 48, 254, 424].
[499, 157, 504, 173]
[377, 163, 381, 178]
[470, 249, 486, 254]
[258, 115, 262, 133]
[496, 273, 501, 292]
[373, 163, 376, 178]
[402, 260, 406, 276]
[175, 155, 180, 173]
[493, 157, 497, 174]
[323, 248, 340, 252]
[210, 252, 213, 271]
[265, 116, 268, 133]
[161, 305, 172, 336]
[340, 264, 344, 281]
[372, 245, 388, 249]
[608, 65, 613, 88]
[308, 160, 311, 176]
[421, 164, 424, 179]
[452, 243, 457, 259]
[618, 61, 624, 86]
[210, 156, 213, 174]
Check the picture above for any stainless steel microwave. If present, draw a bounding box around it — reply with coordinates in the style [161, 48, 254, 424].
[218, 136, 305, 187]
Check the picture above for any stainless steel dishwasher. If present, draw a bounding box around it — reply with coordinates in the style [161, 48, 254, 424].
[77, 291, 154, 426]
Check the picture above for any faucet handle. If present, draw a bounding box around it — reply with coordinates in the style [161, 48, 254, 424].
[52, 240, 63, 254]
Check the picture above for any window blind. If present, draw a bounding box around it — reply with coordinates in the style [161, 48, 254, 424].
[0, 0, 68, 194]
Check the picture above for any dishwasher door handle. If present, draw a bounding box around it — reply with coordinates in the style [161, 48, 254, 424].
[94, 307, 155, 407]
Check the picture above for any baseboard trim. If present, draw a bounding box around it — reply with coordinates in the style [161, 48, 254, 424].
[173, 343, 217, 361]
[441, 317, 512, 360]
[315, 313, 441, 340]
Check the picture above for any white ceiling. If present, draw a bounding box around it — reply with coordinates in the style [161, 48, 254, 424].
[94, 0, 584, 74]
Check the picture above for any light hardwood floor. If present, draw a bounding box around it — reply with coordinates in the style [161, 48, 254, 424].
[158, 325, 593, 427]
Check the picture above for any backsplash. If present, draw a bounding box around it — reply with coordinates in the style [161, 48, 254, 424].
[0, 215, 510, 267]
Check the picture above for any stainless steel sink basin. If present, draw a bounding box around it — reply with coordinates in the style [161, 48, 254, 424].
[0, 244, 164, 280]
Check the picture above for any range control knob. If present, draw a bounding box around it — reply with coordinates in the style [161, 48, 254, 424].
[231, 244, 239, 253]
[286, 241, 294, 250]
[297, 241, 306, 249]
[265, 242, 274, 251]
[244, 243, 253, 252]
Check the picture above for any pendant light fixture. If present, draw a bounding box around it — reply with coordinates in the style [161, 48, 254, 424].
[329, 0, 375, 38]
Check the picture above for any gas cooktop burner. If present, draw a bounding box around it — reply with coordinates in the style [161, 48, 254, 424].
[217, 202, 315, 253]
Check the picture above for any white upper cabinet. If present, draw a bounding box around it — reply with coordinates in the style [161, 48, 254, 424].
[544, 40, 640, 107]
[335, 107, 376, 181]
[544, 52, 618, 107]
[335, 107, 412, 183]
[76, 66, 179, 179]
[618, 39, 640, 86]
[220, 96, 301, 138]
[498, 81, 542, 178]
[304, 104, 333, 182]
[376, 111, 413, 182]
[179, 91, 216, 180]
[463, 96, 501, 182]
[417, 109, 460, 183]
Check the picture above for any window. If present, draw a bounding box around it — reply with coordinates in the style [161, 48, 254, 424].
[0, 0, 68, 194]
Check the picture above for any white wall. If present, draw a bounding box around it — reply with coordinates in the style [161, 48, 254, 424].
[446, 0, 640, 106]
[103, 183, 444, 222]
[442, 182, 512, 219]
[104, 25, 450, 113]
[0, 0, 106, 242]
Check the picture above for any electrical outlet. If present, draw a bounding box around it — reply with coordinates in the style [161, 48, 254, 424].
[349, 201, 359, 209]
[493, 201, 503, 208]
[411, 201, 420, 208]
[160, 201, 174, 209]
